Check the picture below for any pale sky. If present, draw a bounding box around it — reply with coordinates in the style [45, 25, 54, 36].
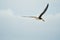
[0, 0, 60, 40]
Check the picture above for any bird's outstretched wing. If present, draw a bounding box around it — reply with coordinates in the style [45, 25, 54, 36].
[22, 16, 36, 18]
[39, 3, 49, 18]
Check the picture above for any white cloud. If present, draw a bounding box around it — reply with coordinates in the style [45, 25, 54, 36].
[0, 9, 60, 31]
[0, 9, 60, 40]
[0, 9, 14, 17]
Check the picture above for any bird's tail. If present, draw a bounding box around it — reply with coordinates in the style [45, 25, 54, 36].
[41, 18, 45, 22]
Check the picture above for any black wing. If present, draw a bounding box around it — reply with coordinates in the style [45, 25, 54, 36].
[39, 3, 49, 18]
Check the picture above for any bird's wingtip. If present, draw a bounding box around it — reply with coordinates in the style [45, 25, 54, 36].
[47, 3, 49, 5]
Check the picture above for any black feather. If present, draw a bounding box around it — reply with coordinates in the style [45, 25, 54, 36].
[39, 3, 49, 19]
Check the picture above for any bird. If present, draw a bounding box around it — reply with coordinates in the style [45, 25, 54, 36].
[22, 3, 49, 22]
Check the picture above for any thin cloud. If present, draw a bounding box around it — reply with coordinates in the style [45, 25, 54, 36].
[0, 9, 60, 40]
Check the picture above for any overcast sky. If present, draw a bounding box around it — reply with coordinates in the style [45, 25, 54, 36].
[0, 0, 60, 40]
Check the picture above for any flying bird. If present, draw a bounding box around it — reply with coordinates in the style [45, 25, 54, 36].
[22, 3, 49, 21]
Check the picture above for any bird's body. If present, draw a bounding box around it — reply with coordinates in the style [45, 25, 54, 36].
[22, 16, 45, 21]
[22, 3, 49, 22]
